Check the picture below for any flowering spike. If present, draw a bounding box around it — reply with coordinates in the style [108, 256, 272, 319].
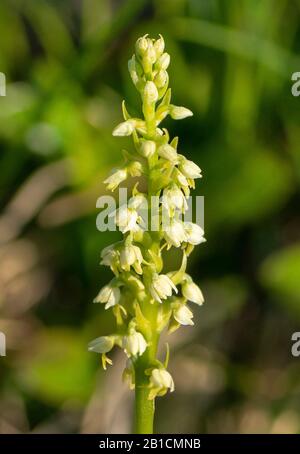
[90, 35, 205, 434]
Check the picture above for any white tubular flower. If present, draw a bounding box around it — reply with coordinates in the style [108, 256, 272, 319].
[149, 368, 175, 400]
[139, 140, 156, 158]
[144, 81, 159, 104]
[94, 283, 121, 309]
[113, 120, 135, 136]
[120, 244, 143, 274]
[114, 205, 139, 233]
[104, 168, 127, 191]
[156, 52, 170, 70]
[184, 222, 206, 245]
[169, 105, 193, 120]
[164, 219, 186, 248]
[173, 304, 194, 326]
[150, 273, 178, 303]
[123, 331, 147, 357]
[88, 335, 115, 353]
[162, 185, 188, 213]
[179, 158, 202, 179]
[182, 281, 204, 306]
[157, 144, 178, 162]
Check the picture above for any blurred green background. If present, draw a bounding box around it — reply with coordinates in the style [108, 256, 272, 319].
[0, 0, 300, 434]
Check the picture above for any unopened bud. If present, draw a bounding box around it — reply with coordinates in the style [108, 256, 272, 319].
[154, 70, 168, 88]
[112, 120, 135, 136]
[139, 140, 156, 158]
[135, 36, 148, 57]
[157, 144, 178, 162]
[156, 52, 170, 70]
[170, 105, 193, 120]
[154, 35, 165, 58]
[144, 81, 159, 104]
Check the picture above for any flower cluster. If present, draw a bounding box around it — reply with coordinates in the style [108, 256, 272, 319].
[89, 35, 205, 401]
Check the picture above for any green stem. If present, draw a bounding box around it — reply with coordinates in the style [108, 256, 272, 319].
[133, 304, 159, 433]
[134, 367, 155, 433]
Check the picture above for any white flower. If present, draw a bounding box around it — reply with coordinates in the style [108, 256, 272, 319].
[182, 281, 204, 305]
[173, 304, 194, 325]
[184, 222, 206, 245]
[149, 368, 175, 399]
[150, 273, 178, 303]
[100, 244, 119, 272]
[128, 194, 147, 210]
[179, 158, 202, 179]
[144, 81, 158, 104]
[88, 336, 115, 353]
[104, 168, 127, 191]
[170, 105, 193, 120]
[94, 283, 120, 309]
[123, 331, 147, 357]
[112, 120, 135, 136]
[157, 144, 178, 162]
[162, 185, 188, 213]
[114, 205, 139, 233]
[156, 52, 170, 70]
[164, 219, 186, 248]
[139, 140, 156, 158]
[120, 244, 143, 274]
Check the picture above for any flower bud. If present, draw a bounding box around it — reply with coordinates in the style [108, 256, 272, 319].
[135, 35, 148, 57]
[123, 331, 147, 357]
[170, 105, 193, 120]
[112, 120, 135, 136]
[173, 304, 194, 325]
[156, 52, 170, 70]
[157, 144, 178, 162]
[149, 368, 175, 400]
[145, 39, 157, 64]
[154, 35, 165, 58]
[122, 360, 135, 390]
[139, 140, 156, 158]
[154, 69, 168, 88]
[144, 81, 159, 104]
[182, 281, 204, 305]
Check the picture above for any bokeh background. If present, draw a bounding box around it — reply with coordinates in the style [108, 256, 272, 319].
[1, 0, 300, 434]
